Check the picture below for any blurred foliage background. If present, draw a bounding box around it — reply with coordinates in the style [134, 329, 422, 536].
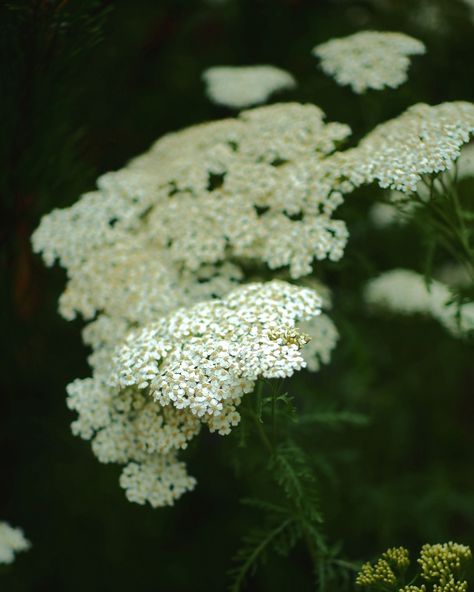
[1, 0, 473, 590]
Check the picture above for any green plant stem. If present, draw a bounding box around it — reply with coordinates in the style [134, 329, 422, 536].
[417, 177, 474, 279]
[230, 518, 293, 592]
[271, 387, 277, 446]
[244, 380, 338, 588]
[328, 558, 361, 572]
[247, 409, 273, 454]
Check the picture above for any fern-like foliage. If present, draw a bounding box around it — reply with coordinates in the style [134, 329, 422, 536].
[414, 173, 474, 284]
[228, 513, 295, 592]
[228, 379, 364, 591]
[229, 439, 325, 590]
[272, 441, 324, 527]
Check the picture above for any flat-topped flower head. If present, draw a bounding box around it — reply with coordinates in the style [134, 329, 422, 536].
[119, 455, 197, 508]
[365, 269, 442, 315]
[67, 281, 324, 507]
[419, 543, 472, 584]
[313, 31, 425, 93]
[357, 543, 471, 592]
[32, 102, 357, 325]
[352, 102, 474, 193]
[203, 65, 296, 108]
[32, 100, 346, 509]
[0, 522, 30, 564]
[365, 269, 474, 337]
[356, 558, 398, 587]
[111, 281, 322, 418]
[356, 546, 410, 588]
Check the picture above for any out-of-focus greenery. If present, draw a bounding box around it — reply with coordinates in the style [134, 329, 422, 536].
[1, 0, 473, 590]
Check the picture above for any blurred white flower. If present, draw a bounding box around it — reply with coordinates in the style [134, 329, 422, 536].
[369, 202, 406, 228]
[0, 523, 30, 565]
[457, 142, 474, 180]
[365, 269, 474, 337]
[300, 314, 339, 372]
[202, 65, 296, 108]
[313, 31, 425, 93]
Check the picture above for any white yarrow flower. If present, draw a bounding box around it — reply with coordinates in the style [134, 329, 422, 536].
[313, 31, 425, 93]
[0, 522, 30, 565]
[32, 102, 357, 325]
[300, 314, 339, 372]
[365, 269, 474, 337]
[32, 101, 349, 509]
[111, 281, 322, 418]
[203, 65, 296, 108]
[351, 102, 474, 193]
[65, 281, 325, 507]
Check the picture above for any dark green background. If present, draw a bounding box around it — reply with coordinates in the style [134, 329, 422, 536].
[1, 1, 473, 590]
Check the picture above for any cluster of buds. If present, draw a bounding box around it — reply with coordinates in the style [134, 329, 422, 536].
[356, 543, 471, 591]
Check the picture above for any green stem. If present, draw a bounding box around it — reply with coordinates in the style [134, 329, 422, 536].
[255, 379, 264, 420]
[230, 518, 293, 592]
[247, 408, 273, 454]
[271, 386, 277, 446]
[416, 180, 474, 278]
[436, 177, 473, 268]
[328, 558, 361, 572]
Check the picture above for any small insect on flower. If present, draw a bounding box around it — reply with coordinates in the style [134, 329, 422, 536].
[268, 327, 311, 348]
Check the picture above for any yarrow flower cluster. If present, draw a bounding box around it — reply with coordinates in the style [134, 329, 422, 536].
[418, 543, 472, 587]
[356, 547, 410, 588]
[356, 542, 471, 592]
[32, 23, 474, 514]
[351, 102, 474, 193]
[67, 281, 322, 507]
[33, 94, 474, 506]
[112, 281, 320, 417]
[313, 31, 425, 93]
[372, 143, 474, 214]
[369, 140, 474, 230]
[32, 102, 357, 325]
[0, 522, 30, 565]
[32, 102, 351, 507]
[202, 65, 296, 109]
[365, 269, 474, 337]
